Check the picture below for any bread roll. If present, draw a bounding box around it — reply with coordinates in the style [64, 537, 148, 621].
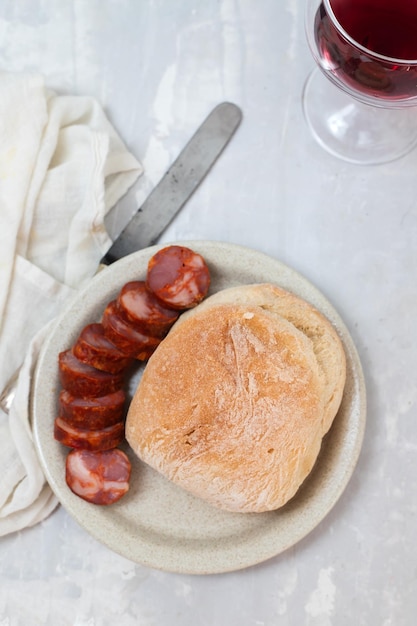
[126, 284, 346, 513]
[179, 283, 346, 436]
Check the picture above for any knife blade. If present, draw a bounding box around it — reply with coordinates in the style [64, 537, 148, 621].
[101, 101, 242, 265]
[0, 102, 242, 413]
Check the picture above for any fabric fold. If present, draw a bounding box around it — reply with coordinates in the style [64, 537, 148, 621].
[0, 71, 143, 537]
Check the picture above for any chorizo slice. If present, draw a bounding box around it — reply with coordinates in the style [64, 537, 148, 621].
[59, 389, 126, 430]
[146, 245, 210, 310]
[58, 349, 124, 398]
[73, 323, 134, 374]
[65, 448, 131, 505]
[102, 300, 161, 359]
[117, 281, 179, 337]
[54, 416, 125, 451]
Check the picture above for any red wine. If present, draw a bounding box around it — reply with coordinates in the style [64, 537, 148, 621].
[331, 0, 417, 60]
[315, 0, 417, 101]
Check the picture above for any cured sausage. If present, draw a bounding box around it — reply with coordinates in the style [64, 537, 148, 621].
[65, 448, 131, 505]
[54, 416, 125, 451]
[102, 301, 161, 359]
[146, 245, 210, 310]
[58, 350, 124, 397]
[59, 389, 125, 430]
[117, 281, 179, 337]
[73, 323, 134, 374]
[55, 245, 212, 506]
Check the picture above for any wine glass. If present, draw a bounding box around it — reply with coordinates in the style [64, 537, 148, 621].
[303, 0, 417, 164]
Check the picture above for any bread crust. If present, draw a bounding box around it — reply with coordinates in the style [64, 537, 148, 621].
[126, 285, 346, 513]
[180, 283, 346, 436]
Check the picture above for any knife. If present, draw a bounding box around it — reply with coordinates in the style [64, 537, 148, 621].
[0, 102, 242, 412]
[101, 101, 242, 264]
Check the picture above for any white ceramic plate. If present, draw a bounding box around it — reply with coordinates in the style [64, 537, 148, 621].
[32, 241, 366, 575]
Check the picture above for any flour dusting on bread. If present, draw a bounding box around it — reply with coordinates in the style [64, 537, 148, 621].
[126, 284, 346, 514]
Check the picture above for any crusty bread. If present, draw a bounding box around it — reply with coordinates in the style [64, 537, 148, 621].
[179, 283, 346, 436]
[126, 284, 346, 514]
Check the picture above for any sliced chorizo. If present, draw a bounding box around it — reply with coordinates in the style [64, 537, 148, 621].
[102, 300, 161, 359]
[59, 389, 126, 430]
[58, 349, 124, 397]
[54, 416, 125, 451]
[146, 245, 210, 310]
[65, 448, 131, 505]
[73, 323, 134, 374]
[117, 281, 179, 337]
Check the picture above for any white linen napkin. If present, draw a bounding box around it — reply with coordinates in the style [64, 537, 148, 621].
[0, 72, 143, 536]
